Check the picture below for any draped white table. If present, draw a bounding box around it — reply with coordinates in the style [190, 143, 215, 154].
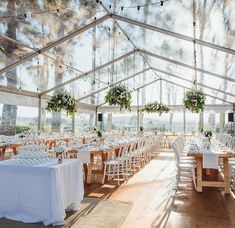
[0, 159, 84, 226]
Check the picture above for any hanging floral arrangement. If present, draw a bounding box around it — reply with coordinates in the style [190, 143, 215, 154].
[183, 89, 206, 113]
[140, 102, 170, 116]
[105, 84, 132, 111]
[46, 92, 77, 116]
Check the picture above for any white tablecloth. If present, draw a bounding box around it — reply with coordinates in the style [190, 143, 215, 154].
[0, 159, 84, 226]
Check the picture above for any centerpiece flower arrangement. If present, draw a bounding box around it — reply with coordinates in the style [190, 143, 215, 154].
[204, 130, 213, 142]
[183, 89, 206, 113]
[140, 102, 170, 116]
[46, 91, 77, 116]
[105, 84, 132, 111]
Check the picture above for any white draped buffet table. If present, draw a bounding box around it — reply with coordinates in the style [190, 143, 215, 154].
[0, 159, 84, 226]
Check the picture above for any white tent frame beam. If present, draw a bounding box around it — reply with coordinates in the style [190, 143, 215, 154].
[77, 68, 151, 101]
[152, 67, 235, 98]
[162, 78, 233, 105]
[41, 49, 137, 96]
[141, 49, 235, 83]
[0, 14, 110, 76]
[111, 14, 235, 55]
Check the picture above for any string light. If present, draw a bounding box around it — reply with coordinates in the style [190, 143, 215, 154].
[99, 0, 168, 11]
[0, 3, 81, 19]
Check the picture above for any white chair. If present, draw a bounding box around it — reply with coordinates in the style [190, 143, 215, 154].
[171, 141, 196, 189]
[102, 146, 126, 186]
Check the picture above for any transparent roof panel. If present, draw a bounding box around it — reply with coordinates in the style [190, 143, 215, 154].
[45, 18, 133, 73]
[0, 0, 234, 107]
[119, 21, 194, 65]
[0, 0, 106, 70]
[196, 0, 235, 50]
[104, 0, 193, 37]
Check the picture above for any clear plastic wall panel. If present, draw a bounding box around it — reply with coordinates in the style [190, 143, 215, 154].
[104, 0, 193, 37]
[44, 111, 72, 133]
[196, 0, 235, 50]
[0, 103, 38, 135]
[0, 1, 104, 50]
[196, 45, 235, 79]
[111, 113, 137, 132]
[119, 21, 194, 65]
[143, 113, 173, 132]
[204, 113, 221, 132]
[186, 112, 199, 133]
[75, 113, 94, 132]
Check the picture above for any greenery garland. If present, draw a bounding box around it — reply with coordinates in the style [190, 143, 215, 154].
[46, 92, 77, 116]
[105, 84, 132, 111]
[183, 89, 206, 113]
[140, 102, 170, 116]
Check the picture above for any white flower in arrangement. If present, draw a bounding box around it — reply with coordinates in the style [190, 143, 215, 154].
[58, 100, 61, 104]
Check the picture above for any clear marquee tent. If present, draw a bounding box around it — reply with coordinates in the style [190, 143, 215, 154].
[0, 0, 234, 134]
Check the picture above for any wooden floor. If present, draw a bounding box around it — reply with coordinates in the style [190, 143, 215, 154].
[85, 151, 235, 228]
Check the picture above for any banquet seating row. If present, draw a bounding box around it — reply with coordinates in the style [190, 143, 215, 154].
[102, 134, 163, 185]
[216, 133, 235, 187]
[216, 133, 235, 152]
[7, 131, 163, 185]
[171, 137, 196, 189]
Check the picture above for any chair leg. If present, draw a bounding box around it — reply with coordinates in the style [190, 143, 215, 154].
[117, 164, 120, 186]
[102, 164, 107, 184]
[192, 167, 196, 190]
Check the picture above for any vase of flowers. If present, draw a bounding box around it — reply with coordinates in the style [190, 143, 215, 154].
[183, 89, 206, 113]
[97, 130, 104, 145]
[140, 102, 170, 116]
[105, 84, 132, 111]
[204, 130, 213, 142]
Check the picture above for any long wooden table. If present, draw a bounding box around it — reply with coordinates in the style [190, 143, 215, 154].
[187, 151, 234, 194]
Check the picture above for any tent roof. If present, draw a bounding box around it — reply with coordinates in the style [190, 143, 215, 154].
[0, 0, 234, 108]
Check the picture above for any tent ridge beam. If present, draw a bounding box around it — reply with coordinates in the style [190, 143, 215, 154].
[140, 49, 235, 83]
[112, 14, 235, 55]
[77, 67, 150, 102]
[152, 67, 235, 98]
[162, 78, 232, 104]
[0, 14, 111, 76]
[41, 49, 137, 96]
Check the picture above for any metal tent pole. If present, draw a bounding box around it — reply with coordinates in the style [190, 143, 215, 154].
[137, 89, 140, 132]
[38, 95, 42, 133]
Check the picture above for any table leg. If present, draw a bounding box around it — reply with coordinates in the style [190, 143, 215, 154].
[87, 164, 92, 184]
[196, 157, 202, 192]
[13, 147, 18, 156]
[1, 148, 6, 161]
[223, 158, 230, 194]
[86, 154, 93, 184]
